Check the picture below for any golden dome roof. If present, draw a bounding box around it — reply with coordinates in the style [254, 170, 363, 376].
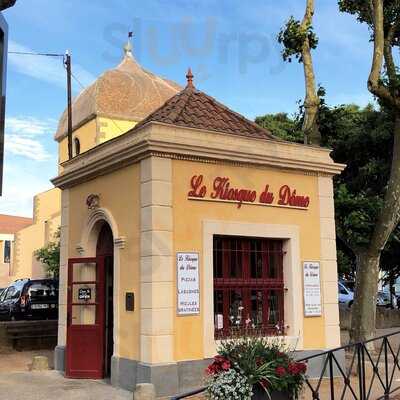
[54, 48, 181, 141]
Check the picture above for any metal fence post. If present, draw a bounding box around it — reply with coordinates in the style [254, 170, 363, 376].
[384, 337, 389, 399]
[357, 344, 364, 400]
[329, 352, 335, 400]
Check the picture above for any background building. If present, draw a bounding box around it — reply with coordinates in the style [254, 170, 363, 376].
[0, 213, 32, 287]
[10, 189, 60, 282]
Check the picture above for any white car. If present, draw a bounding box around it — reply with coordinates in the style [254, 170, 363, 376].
[338, 282, 354, 308]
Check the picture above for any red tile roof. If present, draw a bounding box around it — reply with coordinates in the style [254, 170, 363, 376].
[134, 83, 277, 140]
[0, 214, 33, 235]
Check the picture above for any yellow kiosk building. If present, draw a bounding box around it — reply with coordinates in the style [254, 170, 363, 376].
[51, 45, 344, 397]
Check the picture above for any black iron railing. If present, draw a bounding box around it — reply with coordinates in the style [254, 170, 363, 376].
[171, 330, 400, 400]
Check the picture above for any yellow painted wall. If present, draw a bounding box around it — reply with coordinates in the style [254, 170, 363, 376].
[67, 164, 140, 360]
[58, 117, 136, 166]
[97, 117, 136, 144]
[11, 188, 61, 282]
[171, 160, 325, 361]
[59, 119, 98, 165]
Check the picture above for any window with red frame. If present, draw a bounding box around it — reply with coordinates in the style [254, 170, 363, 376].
[213, 235, 285, 339]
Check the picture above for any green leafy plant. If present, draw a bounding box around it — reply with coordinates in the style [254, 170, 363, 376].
[34, 227, 60, 278]
[277, 16, 318, 63]
[206, 336, 307, 398]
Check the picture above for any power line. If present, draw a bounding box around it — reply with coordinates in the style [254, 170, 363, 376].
[8, 51, 64, 57]
[11, 49, 125, 135]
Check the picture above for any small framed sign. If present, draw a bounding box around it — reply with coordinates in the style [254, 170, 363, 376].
[78, 287, 92, 301]
[303, 261, 322, 317]
[177, 252, 200, 315]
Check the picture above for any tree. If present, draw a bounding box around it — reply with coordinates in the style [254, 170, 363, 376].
[254, 113, 303, 143]
[34, 228, 60, 278]
[338, 0, 400, 342]
[257, 101, 400, 337]
[278, 0, 321, 145]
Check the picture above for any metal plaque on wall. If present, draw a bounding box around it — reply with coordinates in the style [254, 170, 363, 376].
[177, 252, 200, 315]
[303, 261, 322, 317]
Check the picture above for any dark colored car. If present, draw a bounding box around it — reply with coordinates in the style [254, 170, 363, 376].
[0, 278, 59, 321]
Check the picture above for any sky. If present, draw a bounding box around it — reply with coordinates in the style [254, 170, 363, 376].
[0, 0, 373, 217]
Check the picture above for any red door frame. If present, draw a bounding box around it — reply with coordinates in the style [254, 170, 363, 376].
[66, 256, 106, 379]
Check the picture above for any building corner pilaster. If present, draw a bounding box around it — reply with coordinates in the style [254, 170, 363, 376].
[318, 175, 341, 349]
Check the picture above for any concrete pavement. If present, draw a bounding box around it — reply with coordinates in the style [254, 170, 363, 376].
[0, 371, 132, 400]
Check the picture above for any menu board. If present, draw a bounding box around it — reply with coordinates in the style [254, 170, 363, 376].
[177, 252, 200, 315]
[303, 261, 322, 317]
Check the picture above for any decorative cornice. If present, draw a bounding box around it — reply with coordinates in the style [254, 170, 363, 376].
[52, 123, 346, 189]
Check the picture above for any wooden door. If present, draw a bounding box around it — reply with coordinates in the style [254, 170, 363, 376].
[66, 257, 105, 379]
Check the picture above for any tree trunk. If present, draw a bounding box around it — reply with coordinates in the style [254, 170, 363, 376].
[350, 251, 380, 343]
[301, 0, 321, 146]
[351, 112, 400, 342]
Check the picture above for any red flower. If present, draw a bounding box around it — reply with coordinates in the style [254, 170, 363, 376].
[275, 366, 287, 377]
[287, 362, 307, 375]
[205, 355, 231, 375]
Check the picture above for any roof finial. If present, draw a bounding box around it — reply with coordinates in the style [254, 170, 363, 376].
[124, 31, 133, 58]
[186, 67, 194, 88]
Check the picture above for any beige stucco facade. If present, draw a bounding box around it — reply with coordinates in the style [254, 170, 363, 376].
[52, 120, 344, 395]
[9, 188, 61, 284]
[0, 233, 14, 287]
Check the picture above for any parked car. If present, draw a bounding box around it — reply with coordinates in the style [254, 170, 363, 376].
[376, 291, 398, 308]
[0, 278, 59, 321]
[338, 281, 354, 308]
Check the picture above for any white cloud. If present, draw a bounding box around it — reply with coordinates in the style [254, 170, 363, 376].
[0, 160, 54, 217]
[5, 135, 51, 161]
[8, 40, 96, 90]
[4, 116, 57, 161]
[0, 116, 58, 215]
[6, 116, 57, 137]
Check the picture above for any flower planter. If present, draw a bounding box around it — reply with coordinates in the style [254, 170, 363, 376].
[252, 384, 292, 400]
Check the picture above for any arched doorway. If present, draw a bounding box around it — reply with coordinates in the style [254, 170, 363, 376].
[96, 223, 114, 378]
[65, 221, 114, 379]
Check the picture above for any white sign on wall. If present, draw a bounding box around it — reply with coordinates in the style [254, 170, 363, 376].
[303, 261, 322, 317]
[177, 252, 200, 315]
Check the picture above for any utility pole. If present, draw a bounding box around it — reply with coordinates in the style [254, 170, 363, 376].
[64, 50, 73, 160]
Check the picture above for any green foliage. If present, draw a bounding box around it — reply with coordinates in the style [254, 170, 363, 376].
[34, 227, 60, 278]
[218, 337, 280, 386]
[256, 104, 400, 277]
[255, 112, 303, 143]
[337, 247, 356, 278]
[338, 0, 400, 99]
[217, 337, 306, 397]
[278, 16, 319, 63]
[338, 0, 400, 38]
[320, 104, 392, 250]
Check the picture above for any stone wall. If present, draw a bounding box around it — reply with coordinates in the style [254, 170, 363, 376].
[340, 307, 400, 330]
